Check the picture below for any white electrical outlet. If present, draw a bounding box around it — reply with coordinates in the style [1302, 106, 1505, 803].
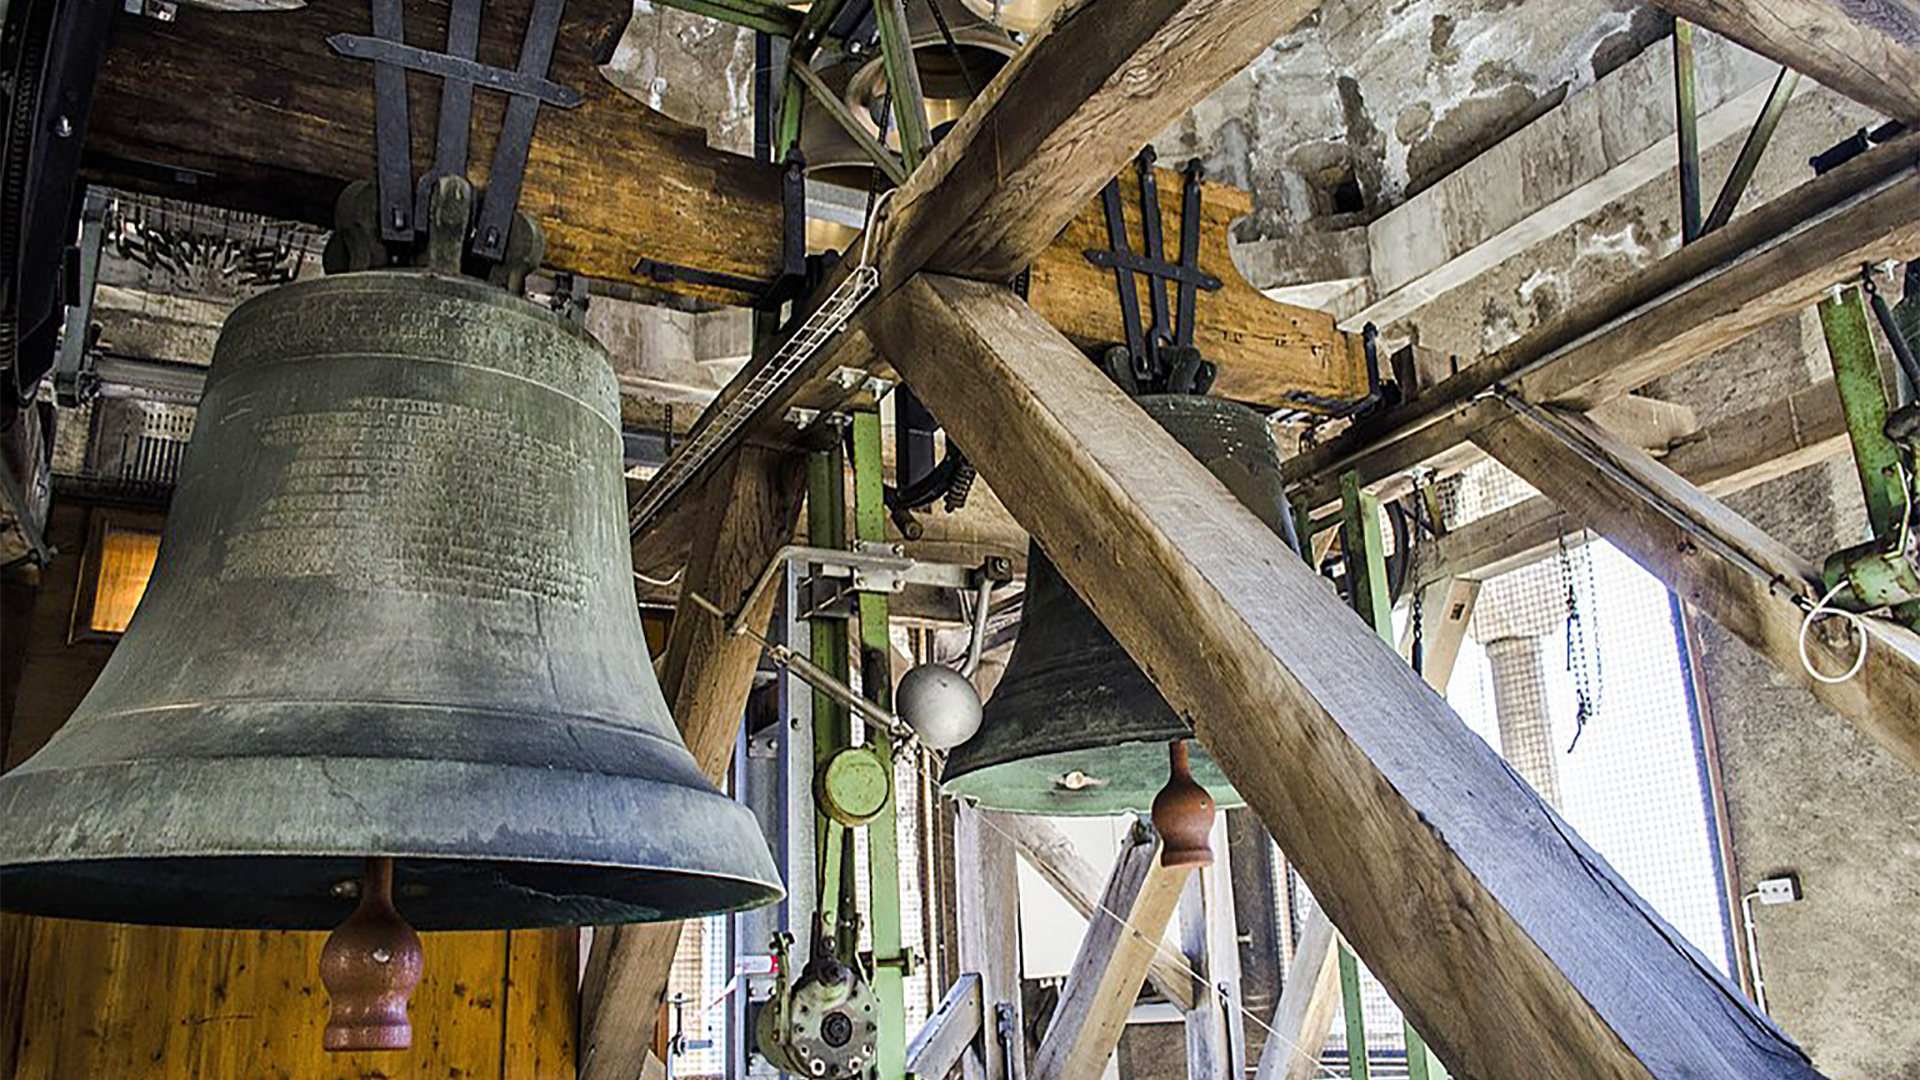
[1756, 875, 1802, 905]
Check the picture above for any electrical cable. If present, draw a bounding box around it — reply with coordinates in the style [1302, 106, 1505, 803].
[633, 566, 685, 589]
[1798, 578, 1870, 685]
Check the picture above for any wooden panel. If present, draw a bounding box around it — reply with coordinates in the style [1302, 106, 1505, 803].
[84, 0, 783, 304]
[1028, 171, 1367, 405]
[870, 271, 1823, 1080]
[4, 918, 575, 1079]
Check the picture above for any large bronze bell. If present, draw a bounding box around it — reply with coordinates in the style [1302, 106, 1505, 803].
[0, 270, 783, 930]
[941, 394, 1290, 815]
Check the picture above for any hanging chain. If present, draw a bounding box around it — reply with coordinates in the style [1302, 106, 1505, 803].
[1560, 529, 1603, 751]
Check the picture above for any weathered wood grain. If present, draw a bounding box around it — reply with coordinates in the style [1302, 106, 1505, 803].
[1028, 169, 1367, 406]
[1415, 376, 1850, 590]
[630, 0, 1330, 538]
[870, 271, 1825, 1080]
[1282, 133, 1920, 509]
[1030, 827, 1190, 1080]
[1651, 0, 1920, 124]
[84, 0, 784, 304]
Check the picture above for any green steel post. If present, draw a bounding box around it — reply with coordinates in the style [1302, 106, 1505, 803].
[852, 410, 909, 1080]
[808, 445, 858, 951]
[1820, 286, 1909, 539]
[871, 0, 931, 171]
[776, 70, 805, 161]
[1337, 943, 1370, 1080]
[1674, 20, 1703, 244]
[1339, 471, 1393, 636]
[1339, 472, 1449, 1080]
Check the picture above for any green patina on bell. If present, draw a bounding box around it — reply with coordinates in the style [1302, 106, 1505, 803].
[0, 270, 783, 930]
[940, 393, 1291, 816]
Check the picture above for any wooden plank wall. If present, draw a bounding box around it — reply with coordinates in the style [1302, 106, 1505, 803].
[1, 917, 575, 1080]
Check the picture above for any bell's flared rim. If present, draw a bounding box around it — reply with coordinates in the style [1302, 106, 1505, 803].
[0, 754, 785, 930]
[941, 737, 1243, 817]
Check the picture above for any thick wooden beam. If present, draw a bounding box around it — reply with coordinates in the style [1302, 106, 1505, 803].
[1028, 167, 1366, 406]
[1283, 134, 1920, 510]
[870, 271, 1823, 1080]
[1417, 376, 1850, 589]
[1651, 0, 1920, 124]
[908, 973, 984, 1080]
[86, 0, 784, 305]
[1471, 398, 1920, 774]
[1251, 908, 1339, 1080]
[579, 445, 808, 1080]
[1030, 825, 1191, 1080]
[629, 0, 1328, 536]
[991, 813, 1198, 1010]
[957, 805, 1024, 1080]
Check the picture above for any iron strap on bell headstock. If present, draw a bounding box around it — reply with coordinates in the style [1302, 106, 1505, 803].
[326, 0, 582, 264]
[1084, 147, 1224, 397]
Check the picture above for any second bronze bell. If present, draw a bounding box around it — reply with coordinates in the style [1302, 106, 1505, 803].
[940, 393, 1292, 816]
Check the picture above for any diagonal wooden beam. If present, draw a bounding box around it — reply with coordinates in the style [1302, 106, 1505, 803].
[991, 812, 1198, 1010]
[1251, 907, 1339, 1080]
[1282, 134, 1920, 511]
[1417, 375, 1851, 589]
[1472, 397, 1920, 774]
[1649, 0, 1920, 125]
[628, 0, 1327, 538]
[1031, 824, 1191, 1080]
[870, 271, 1824, 1080]
[579, 445, 808, 1080]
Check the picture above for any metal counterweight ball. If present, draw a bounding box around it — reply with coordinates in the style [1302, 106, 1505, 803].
[895, 664, 984, 750]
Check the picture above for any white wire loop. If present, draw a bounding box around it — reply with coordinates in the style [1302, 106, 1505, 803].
[1798, 578, 1870, 684]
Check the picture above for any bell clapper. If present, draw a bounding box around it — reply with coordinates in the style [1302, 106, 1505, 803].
[1151, 740, 1216, 869]
[320, 857, 424, 1052]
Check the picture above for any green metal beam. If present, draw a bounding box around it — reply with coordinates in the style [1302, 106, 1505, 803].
[808, 444, 858, 949]
[1674, 19, 1703, 244]
[871, 0, 932, 171]
[1819, 286, 1907, 539]
[1339, 471, 1393, 635]
[852, 410, 909, 1080]
[1338, 471, 1448, 1080]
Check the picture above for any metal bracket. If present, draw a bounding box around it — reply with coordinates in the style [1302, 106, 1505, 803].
[52, 191, 107, 407]
[1083, 148, 1223, 390]
[327, 0, 580, 257]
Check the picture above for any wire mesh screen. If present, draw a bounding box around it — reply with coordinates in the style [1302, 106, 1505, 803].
[1279, 458, 1734, 1073]
[666, 916, 730, 1079]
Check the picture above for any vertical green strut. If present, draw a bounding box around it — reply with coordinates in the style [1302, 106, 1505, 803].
[808, 444, 856, 946]
[1337, 472, 1450, 1080]
[851, 410, 908, 1080]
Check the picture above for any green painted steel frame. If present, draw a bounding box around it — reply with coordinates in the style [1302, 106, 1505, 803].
[1336, 471, 1450, 1080]
[852, 410, 911, 1080]
[1820, 286, 1910, 539]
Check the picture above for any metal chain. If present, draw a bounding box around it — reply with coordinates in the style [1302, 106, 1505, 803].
[1559, 528, 1603, 752]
